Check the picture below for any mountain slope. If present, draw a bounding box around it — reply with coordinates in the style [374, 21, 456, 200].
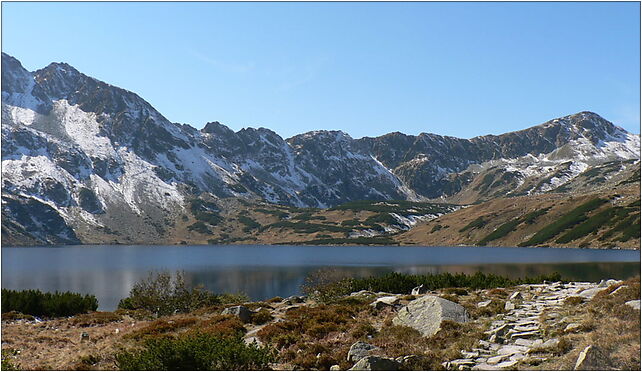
[1, 53, 639, 246]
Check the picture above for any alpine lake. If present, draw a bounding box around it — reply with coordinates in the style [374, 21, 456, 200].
[2, 244, 639, 310]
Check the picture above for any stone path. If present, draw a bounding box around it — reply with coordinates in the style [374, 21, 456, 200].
[444, 281, 614, 371]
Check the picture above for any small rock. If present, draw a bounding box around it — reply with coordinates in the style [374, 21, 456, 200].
[509, 291, 522, 301]
[477, 300, 492, 308]
[222, 305, 252, 323]
[564, 323, 582, 333]
[330, 365, 341, 371]
[514, 338, 534, 347]
[487, 355, 508, 364]
[395, 355, 418, 364]
[450, 358, 475, 367]
[574, 345, 600, 370]
[80, 332, 90, 342]
[541, 338, 560, 349]
[496, 360, 518, 369]
[504, 301, 515, 311]
[349, 356, 401, 371]
[370, 296, 399, 310]
[625, 300, 640, 310]
[609, 285, 628, 295]
[472, 363, 501, 370]
[347, 341, 380, 363]
[350, 290, 376, 298]
[597, 279, 620, 288]
[411, 284, 427, 295]
[114, 328, 120, 334]
[577, 287, 602, 300]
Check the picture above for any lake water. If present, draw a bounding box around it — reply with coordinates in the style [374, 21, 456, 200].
[2, 245, 639, 310]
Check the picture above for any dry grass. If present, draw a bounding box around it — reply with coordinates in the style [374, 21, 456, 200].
[70, 312, 123, 327]
[532, 277, 641, 370]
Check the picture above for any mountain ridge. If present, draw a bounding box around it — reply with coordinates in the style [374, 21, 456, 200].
[1, 53, 639, 246]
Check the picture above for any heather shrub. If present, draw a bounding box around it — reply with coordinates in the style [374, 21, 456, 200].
[116, 333, 275, 370]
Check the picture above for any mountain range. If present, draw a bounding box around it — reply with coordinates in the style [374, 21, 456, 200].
[1, 53, 640, 246]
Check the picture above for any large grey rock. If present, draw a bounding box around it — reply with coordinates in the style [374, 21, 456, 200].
[625, 300, 641, 310]
[349, 356, 401, 371]
[392, 295, 468, 337]
[347, 341, 380, 363]
[222, 305, 252, 323]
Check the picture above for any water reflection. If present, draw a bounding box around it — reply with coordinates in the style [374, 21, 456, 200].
[2, 245, 639, 310]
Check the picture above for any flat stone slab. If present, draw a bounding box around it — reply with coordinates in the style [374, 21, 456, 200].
[625, 300, 640, 310]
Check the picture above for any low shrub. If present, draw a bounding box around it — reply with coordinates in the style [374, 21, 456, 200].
[459, 216, 486, 232]
[304, 271, 563, 301]
[250, 309, 273, 325]
[70, 311, 122, 327]
[126, 317, 200, 340]
[115, 333, 275, 370]
[1, 311, 35, 321]
[1, 289, 97, 318]
[196, 315, 246, 337]
[117, 271, 244, 317]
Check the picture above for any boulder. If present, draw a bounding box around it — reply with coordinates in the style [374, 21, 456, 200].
[411, 284, 427, 295]
[625, 300, 640, 310]
[349, 356, 401, 371]
[347, 341, 380, 363]
[222, 305, 252, 323]
[392, 295, 468, 337]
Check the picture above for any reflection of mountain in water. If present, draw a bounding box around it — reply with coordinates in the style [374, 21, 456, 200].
[2, 259, 639, 311]
[184, 262, 640, 303]
[393, 262, 641, 283]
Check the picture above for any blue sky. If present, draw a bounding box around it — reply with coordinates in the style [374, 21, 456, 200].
[2, 2, 640, 138]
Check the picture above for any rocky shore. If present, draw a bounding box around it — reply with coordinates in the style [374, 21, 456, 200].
[2, 277, 639, 370]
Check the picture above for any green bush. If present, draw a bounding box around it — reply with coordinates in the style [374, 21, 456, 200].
[459, 216, 486, 232]
[304, 271, 562, 302]
[115, 333, 275, 370]
[1, 289, 97, 318]
[117, 271, 245, 317]
[238, 216, 261, 232]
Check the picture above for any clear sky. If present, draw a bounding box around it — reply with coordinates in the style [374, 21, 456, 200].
[2, 2, 640, 139]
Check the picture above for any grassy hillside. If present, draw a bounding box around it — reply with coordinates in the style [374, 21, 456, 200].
[398, 184, 640, 249]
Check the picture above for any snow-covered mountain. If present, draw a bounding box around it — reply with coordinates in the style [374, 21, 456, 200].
[1, 53, 640, 245]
